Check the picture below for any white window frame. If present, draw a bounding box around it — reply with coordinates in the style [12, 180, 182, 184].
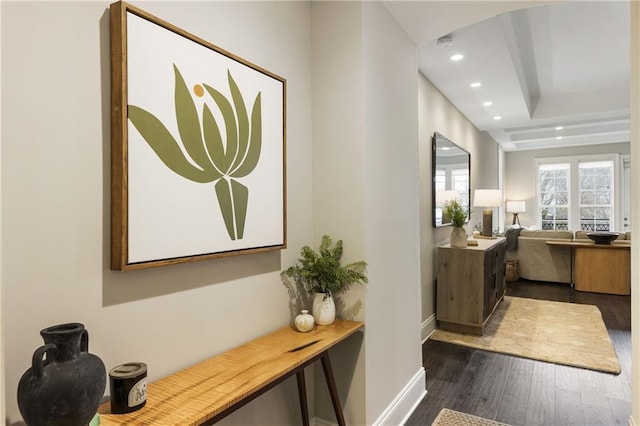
[535, 154, 620, 231]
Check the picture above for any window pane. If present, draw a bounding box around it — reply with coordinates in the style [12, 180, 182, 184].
[581, 191, 594, 204]
[555, 192, 568, 205]
[581, 207, 594, 220]
[556, 208, 568, 220]
[581, 175, 594, 190]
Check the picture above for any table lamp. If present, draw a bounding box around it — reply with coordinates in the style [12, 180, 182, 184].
[474, 189, 502, 237]
[506, 200, 526, 227]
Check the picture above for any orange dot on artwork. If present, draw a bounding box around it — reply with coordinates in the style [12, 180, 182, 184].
[193, 84, 204, 97]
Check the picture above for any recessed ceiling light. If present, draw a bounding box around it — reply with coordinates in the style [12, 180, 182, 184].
[493, 116, 502, 120]
[556, 136, 563, 140]
[483, 101, 493, 107]
[555, 126, 563, 130]
[470, 82, 482, 88]
[450, 54, 464, 61]
[441, 147, 451, 151]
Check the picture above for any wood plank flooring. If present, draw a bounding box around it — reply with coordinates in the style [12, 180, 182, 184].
[406, 280, 631, 426]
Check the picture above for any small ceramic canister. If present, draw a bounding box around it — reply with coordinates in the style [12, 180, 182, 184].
[109, 362, 147, 414]
[294, 310, 315, 332]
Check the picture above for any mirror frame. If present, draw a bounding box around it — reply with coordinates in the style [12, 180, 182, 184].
[432, 132, 471, 227]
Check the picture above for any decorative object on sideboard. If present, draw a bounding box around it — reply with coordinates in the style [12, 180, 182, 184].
[294, 310, 315, 332]
[443, 199, 468, 248]
[587, 232, 620, 245]
[282, 235, 368, 325]
[474, 189, 503, 237]
[109, 362, 148, 414]
[17, 323, 106, 426]
[506, 200, 526, 227]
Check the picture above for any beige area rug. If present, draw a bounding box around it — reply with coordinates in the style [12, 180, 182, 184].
[432, 408, 510, 426]
[431, 296, 620, 374]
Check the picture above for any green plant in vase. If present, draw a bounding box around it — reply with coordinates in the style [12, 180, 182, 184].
[282, 235, 368, 325]
[443, 199, 468, 247]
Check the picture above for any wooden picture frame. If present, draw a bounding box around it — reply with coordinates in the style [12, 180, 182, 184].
[110, 1, 287, 270]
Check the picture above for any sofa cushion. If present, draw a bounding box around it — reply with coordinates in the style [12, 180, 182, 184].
[520, 230, 573, 240]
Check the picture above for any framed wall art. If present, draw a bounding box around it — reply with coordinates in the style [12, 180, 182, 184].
[110, 1, 287, 270]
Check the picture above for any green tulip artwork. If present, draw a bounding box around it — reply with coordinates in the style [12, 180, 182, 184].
[128, 64, 261, 241]
[110, 2, 285, 270]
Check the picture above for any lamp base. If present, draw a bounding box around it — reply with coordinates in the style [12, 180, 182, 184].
[511, 213, 520, 226]
[482, 209, 493, 237]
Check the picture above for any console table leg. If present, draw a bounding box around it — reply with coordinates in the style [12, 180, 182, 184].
[321, 353, 346, 426]
[296, 370, 310, 426]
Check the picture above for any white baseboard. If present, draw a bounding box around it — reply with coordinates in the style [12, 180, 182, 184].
[314, 368, 427, 426]
[421, 313, 437, 343]
[372, 367, 427, 426]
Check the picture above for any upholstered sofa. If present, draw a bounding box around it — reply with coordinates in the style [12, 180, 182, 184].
[506, 229, 631, 284]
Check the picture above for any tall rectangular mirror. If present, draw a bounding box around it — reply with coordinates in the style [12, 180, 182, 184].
[432, 132, 471, 227]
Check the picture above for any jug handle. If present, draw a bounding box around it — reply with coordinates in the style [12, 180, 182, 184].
[81, 328, 88, 352]
[32, 343, 56, 378]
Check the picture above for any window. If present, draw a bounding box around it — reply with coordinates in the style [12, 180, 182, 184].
[578, 160, 613, 231]
[539, 163, 570, 230]
[451, 168, 469, 210]
[536, 155, 617, 231]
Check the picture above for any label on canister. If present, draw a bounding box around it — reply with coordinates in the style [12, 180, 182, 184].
[128, 377, 148, 407]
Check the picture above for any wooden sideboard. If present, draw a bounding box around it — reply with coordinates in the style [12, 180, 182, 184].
[437, 237, 506, 335]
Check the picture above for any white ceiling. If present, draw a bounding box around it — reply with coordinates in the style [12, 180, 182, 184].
[384, 1, 630, 152]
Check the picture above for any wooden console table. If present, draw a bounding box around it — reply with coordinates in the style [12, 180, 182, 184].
[545, 240, 630, 295]
[98, 319, 363, 425]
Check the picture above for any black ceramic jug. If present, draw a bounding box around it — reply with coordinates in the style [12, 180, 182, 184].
[17, 323, 106, 426]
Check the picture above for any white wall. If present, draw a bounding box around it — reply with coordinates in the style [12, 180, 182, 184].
[0, 1, 4, 422]
[417, 73, 499, 339]
[362, 3, 424, 424]
[504, 142, 630, 229]
[2, 2, 313, 424]
[310, 3, 367, 423]
[630, 2, 639, 424]
[311, 3, 424, 424]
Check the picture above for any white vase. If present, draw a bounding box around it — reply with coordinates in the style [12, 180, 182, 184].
[312, 292, 336, 325]
[294, 310, 315, 332]
[450, 227, 468, 248]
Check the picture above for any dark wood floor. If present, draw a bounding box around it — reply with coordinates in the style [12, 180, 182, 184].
[406, 280, 632, 426]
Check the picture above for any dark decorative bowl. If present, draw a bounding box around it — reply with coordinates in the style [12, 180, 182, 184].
[587, 232, 620, 245]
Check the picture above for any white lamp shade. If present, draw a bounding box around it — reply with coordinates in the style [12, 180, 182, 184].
[435, 190, 459, 206]
[473, 189, 502, 208]
[506, 200, 526, 213]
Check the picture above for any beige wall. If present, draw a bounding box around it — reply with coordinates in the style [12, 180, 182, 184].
[504, 142, 630, 229]
[3, 1, 639, 424]
[418, 73, 500, 339]
[2, 1, 424, 425]
[2, 2, 313, 424]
